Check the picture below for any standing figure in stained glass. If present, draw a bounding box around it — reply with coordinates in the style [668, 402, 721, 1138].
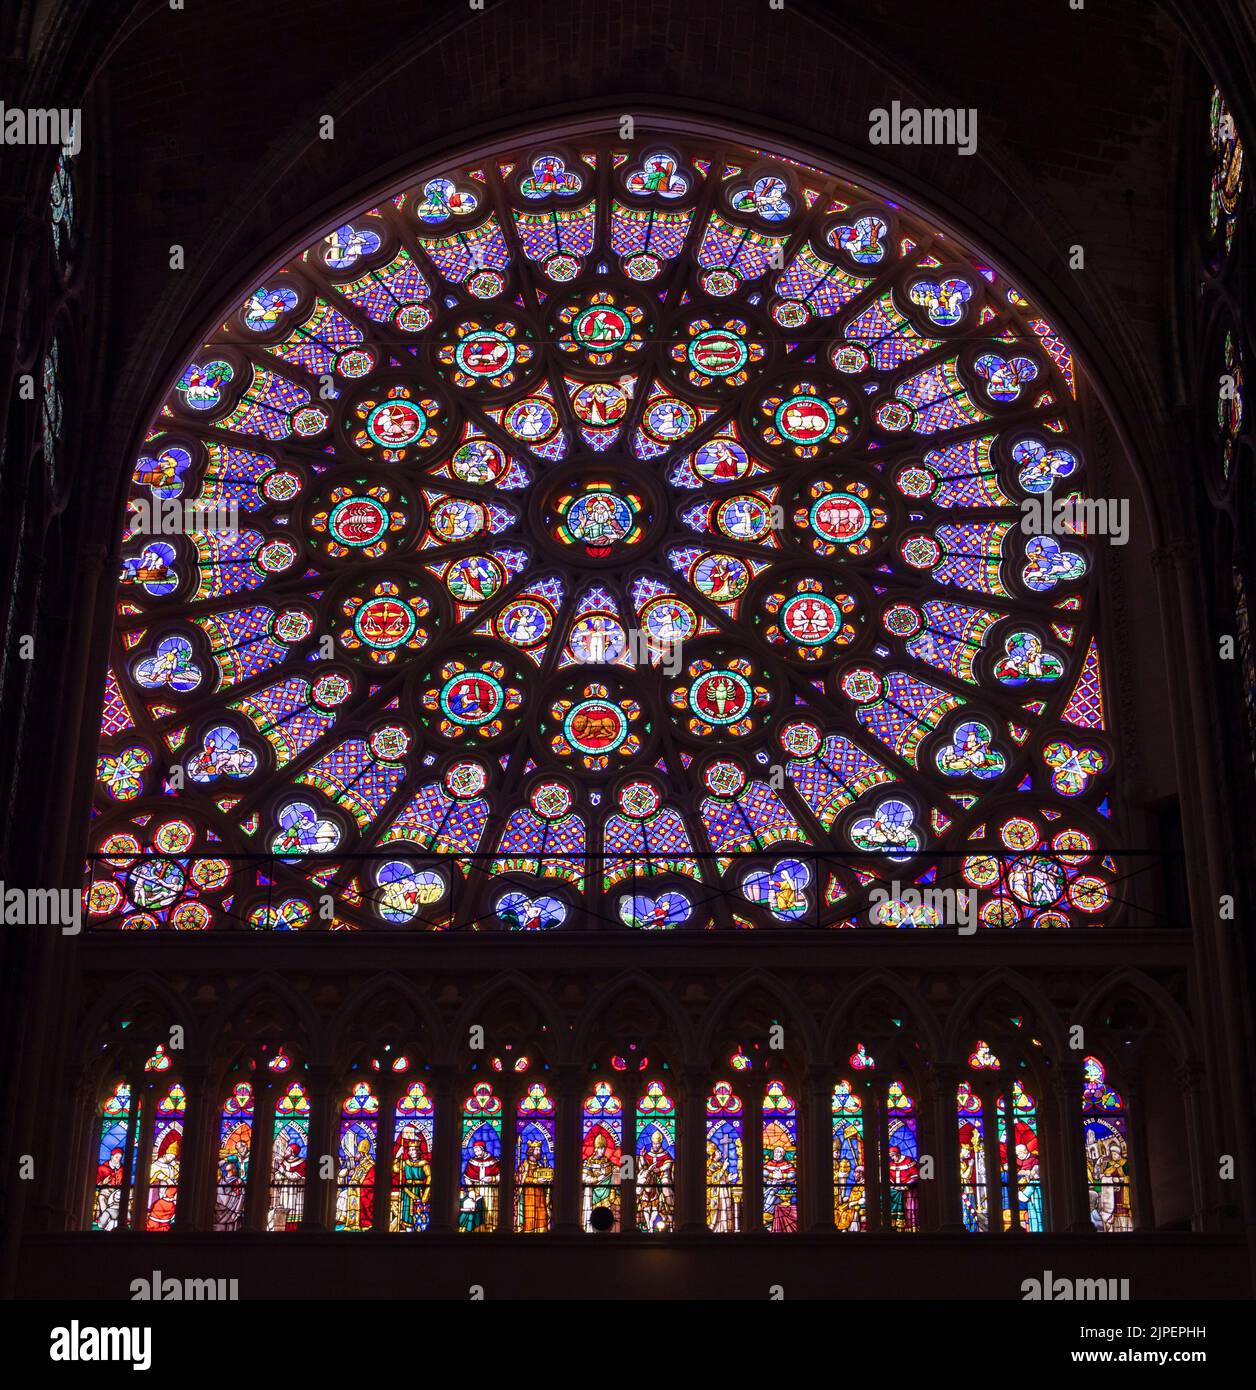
[393, 1126, 431, 1232]
[336, 1135, 376, 1232]
[514, 1138, 553, 1233]
[581, 1131, 619, 1230]
[637, 1129, 675, 1232]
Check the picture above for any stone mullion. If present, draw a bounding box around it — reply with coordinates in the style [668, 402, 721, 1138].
[178, 1066, 214, 1231]
[1132, 1076, 1163, 1231]
[742, 1084, 762, 1234]
[859, 1077, 883, 1233]
[243, 1074, 275, 1233]
[1052, 1069, 1090, 1232]
[553, 1066, 582, 1234]
[926, 1065, 963, 1233]
[427, 1067, 458, 1235]
[679, 1070, 709, 1233]
[303, 1066, 337, 1233]
[803, 1071, 835, 1232]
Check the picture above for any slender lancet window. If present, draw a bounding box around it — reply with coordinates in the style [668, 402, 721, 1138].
[705, 1079, 743, 1232]
[144, 1083, 185, 1231]
[635, 1079, 676, 1233]
[1082, 1056, 1133, 1232]
[762, 1080, 798, 1232]
[213, 1082, 254, 1231]
[459, 1082, 502, 1232]
[268, 1081, 310, 1231]
[335, 1082, 379, 1231]
[92, 1082, 133, 1231]
[832, 1079, 866, 1230]
[391, 1080, 434, 1232]
[581, 1081, 623, 1232]
[514, 1081, 556, 1233]
[885, 1079, 920, 1232]
[84, 132, 1116, 938]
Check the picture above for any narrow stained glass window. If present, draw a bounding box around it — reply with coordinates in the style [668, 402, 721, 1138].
[705, 1079, 743, 1232]
[267, 1080, 309, 1231]
[832, 1079, 866, 1230]
[635, 1079, 676, 1233]
[885, 1078, 920, 1232]
[762, 1079, 798, 1232]
[391, 1080, 434, 1232]
[581, 1080, 623, 1232]
[335, 1081, 379, 1231]
[144, 1082, 185, 1231]
[459, 1081, 502, 1232]
[1082, 1055, 1134, 1232]
[514, 1080, 556, 1233]
[91, 1081, 132, 1231]
[213, 1081, 254, 1231]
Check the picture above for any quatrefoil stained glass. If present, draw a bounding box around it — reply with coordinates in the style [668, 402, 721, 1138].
[89, 133, 1117, 931]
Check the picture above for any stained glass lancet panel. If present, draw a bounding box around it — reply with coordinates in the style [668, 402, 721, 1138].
[762, 1079, 799, 1232]
[1082, 1055, 1134, 1232]
[705, 1079, 743, 1232]
[1001, 1081, 1043, 1232]
[144, 1082, 185, 1231]
[213, 1081, 254, 1231]
[514, 1080, 556, 1233]
[85, 131, 1118, 933]
[267, 1080, 310, 1231]
[832, 1078, 865, 1230]
[635, 1079, 676, 1233]
[459, 1082, 502, 1232]
[956, 1079, 989, 1232]
[581, 1080, 623, 1232]
[1207, 86, 1244, 266]
[391, 1080, 434, 1232]
[335, 1081, 379, 1231]
[91, 1081, 133, 1231]
[885, 1078, 920, 1232]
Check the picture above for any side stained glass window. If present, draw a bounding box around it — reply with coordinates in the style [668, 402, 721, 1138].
[514, 1080, 556, 1233]
[42, 339, 63, 487]
[144, 1082, 185, 1231]
[391, 1080, 434, 1232]
[92, 1081, 132, 1231]
[213, 1081, 254, 1231]
[1082, 1055, 1134, 1232]
[1001, 1081, 1043, 1232]
[956, 1077, 989, 1232]
[267, 1080, 310, 1231]
[635, 1079, 676, 1233]
[335, 1081, 379, 1231]
[705, 1079, 743, 1232]
[459, 1081, 502, 1232]
[1208, 86, 1244, 263]
[50, 125, 76, 261]
[885, 1078, 921, 1232]
[832, 1078, 866, 1230]
[762, 1079, 798, 1232]
[85, 133, 1118, 936]
[581, 1080, 623, 1232]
